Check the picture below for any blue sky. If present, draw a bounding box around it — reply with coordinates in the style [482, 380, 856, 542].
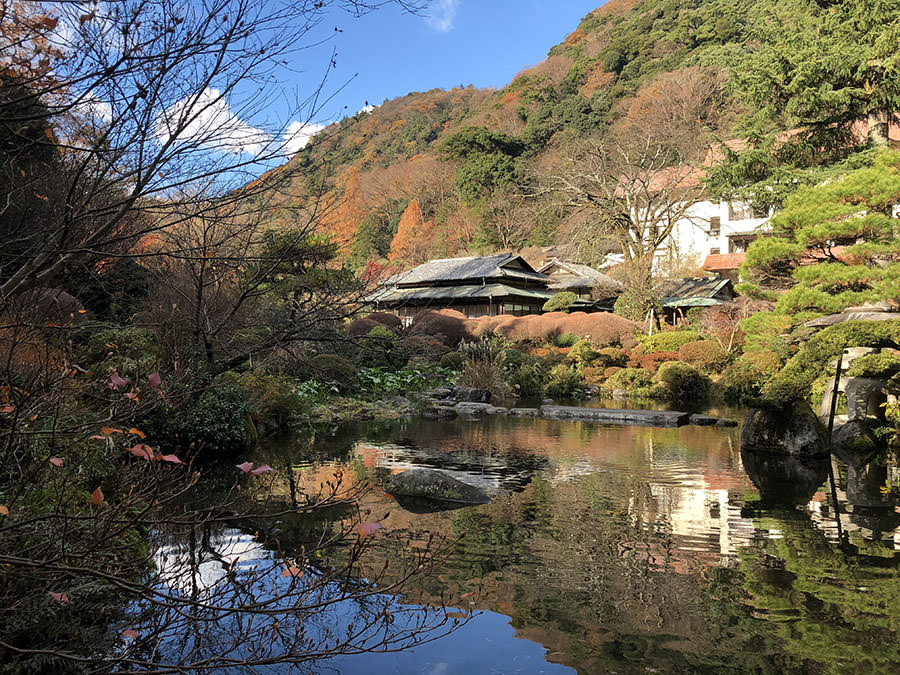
[299, 1, 604, 123]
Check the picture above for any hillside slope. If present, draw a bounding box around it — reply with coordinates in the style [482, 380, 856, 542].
[270, 0, 832, 271]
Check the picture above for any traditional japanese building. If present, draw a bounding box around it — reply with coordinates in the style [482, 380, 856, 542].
[366, 253, 591, 320]
[538, 258, 623, 310]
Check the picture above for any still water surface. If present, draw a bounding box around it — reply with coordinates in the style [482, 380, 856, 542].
[171, 412, 900, 673]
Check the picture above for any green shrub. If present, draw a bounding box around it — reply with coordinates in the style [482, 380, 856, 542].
[595, 347, 628, 368]
[677, 340, 731, 373]
[846, 352, 900, 379]
[309, 354, 356, 391]
[553, 332, 580, 348]
[722, 359, 770, 404]
[764, 320, 900, 406]
[508, 361, 550, 398]
[604, 367, 654, 392]
[83, 326, 158, 379]
[440, 351, 465, 370]
[542, 291, 578, 313]
[177, 381, 254, 455]
[545, 364, 585, 400]
[656, 361, 710, 404]
[568, 338, 600, 366]
[232, 372, 306, 429]
[637, 330, 701, 353]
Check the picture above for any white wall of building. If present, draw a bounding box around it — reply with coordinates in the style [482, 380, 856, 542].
[659, 199, 772, 266]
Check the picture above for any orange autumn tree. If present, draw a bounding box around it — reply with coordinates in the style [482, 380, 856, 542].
[388, 198, 436, 264]
[322, 170, 368, 258]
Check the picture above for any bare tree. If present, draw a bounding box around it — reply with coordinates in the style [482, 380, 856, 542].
[0, 1, 476, 671]
[549, 66, 726, 282]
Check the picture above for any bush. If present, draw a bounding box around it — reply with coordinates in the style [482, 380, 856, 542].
[656, 361, 710, 404]
[177, 381, 255, 455]
[542, 291, 578, 313]
[440, 351, 465, 370]
[581, 365, 607, 386]
[846, 352, 900, 379]
[545, 364, 585, 400]
[507, 360, 549, 398]
[409, 309, 470, 346]
[595, 347, 629, 368]
[366, 312, 403, 330]
[605, 367, 654, 392]
[346, 317, 381, 336]
[459, 338, 512, 401]
[628, 350, 679, 373]
[309, 354, 356, 391]
[553, 332, 580, 348]
[677, 340, 731, 373]
[231, 372, 306, 430]
[83, 326, 158, 379]
[637, 330, 701, 353]
[567, 338, 600, 366]
[722, 359, 770, 404]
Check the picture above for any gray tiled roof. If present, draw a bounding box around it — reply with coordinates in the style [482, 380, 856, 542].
[391, 253, 547, 287]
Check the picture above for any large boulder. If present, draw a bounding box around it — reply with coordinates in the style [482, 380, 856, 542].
[386, 469, 490, 505]
[449, 386, 491, 403]
[741, 447, 829, 506]
[831, 420, 881, 467]
[741, 400, 828, 457]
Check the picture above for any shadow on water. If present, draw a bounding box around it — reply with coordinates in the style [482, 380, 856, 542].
[151, 411, 900, 674]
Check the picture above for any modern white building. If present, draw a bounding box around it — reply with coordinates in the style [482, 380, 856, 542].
[662, 199, 772, 280]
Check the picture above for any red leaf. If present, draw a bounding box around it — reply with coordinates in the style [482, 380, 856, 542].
[123, 390, 140, 401]
[129, 444, 153, 461]
[0, 505, 8, 515]
[91, 487, 104, 505]
[129, 428, 146, 439]
[460, 591, 476, 600]
[0, 404, 15, 414]
[122, 629, 140, 639]
[250, 464, 273, 475]
[357, 522, 383, 538]
[89, 435, 106, 441]
[282, 566, 304, 578]
[101, 427, 123, 436]
[108, 369, 129, 391]
[236, 461, 254, 474]
[49, 591, 70, 603]
[148, 372, 162, 388]
[158, 454, 183, 465]
[49, 457, 63, 467]
[79, 12, 95, 25]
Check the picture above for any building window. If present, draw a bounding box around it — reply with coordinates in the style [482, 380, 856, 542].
[728, 202, 769, 221]
[709, 247, 720, 255]
[709, 216, 720, 237]
[728, 234, 756, 253]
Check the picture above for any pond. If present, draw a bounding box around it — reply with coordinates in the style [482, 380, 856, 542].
[153, 412, 900, 674]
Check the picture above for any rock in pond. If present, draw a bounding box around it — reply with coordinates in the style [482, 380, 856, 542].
[450, 386, 491, 403]
[741, 400, 828, 457]
[454, 401, 501, 417]
[832, 419, 881, 466]
[509, 407, 540, 417]
[386, 469, 490, 505]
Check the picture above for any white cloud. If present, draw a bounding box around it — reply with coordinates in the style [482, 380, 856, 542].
[426, 0, 459, 32]
[157, 88, 271, 156]
[282, 120, 327, 154]
[359, 104, 376, 114]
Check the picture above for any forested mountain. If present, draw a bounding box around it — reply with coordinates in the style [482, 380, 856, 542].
[274, 0, 897, 271]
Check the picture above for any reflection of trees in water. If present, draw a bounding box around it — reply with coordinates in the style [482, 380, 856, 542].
[252, 418, 900, 673]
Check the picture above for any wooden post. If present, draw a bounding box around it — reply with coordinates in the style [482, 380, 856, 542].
[826, 350, 846, 548]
